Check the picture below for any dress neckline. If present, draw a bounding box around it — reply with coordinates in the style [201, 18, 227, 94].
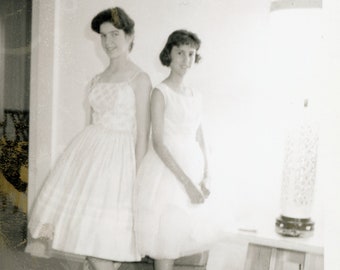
[95, 70, 141, 86]
[161, 83, 194, 98]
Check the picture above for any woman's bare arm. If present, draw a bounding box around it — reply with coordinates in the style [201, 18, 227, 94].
[151, 89, 204, 204]
[132, 72, 152, 170]
[196, 125, 211, 198]
[196, 125, 209, 178]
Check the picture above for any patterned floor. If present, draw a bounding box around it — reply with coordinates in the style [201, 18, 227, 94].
[0, 192, 83, 270]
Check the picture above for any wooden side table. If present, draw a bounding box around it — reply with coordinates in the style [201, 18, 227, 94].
[244, 243, 323, 270]
[237, 215, 324, 270]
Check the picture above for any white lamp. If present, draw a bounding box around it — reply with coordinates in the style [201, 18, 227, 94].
[276, 99, 319, 237]
[268, 0, 322, 237]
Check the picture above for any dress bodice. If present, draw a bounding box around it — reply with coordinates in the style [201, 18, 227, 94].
[88, 77, 136, 138]
[155, 83, 202, 144]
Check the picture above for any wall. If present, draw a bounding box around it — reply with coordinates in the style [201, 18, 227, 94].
[28, 0, 331, 269]
[322, 1, 340, 269]
[28, 0, 58, 210]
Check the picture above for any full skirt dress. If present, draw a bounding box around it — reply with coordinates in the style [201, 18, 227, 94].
[134, 83, 236, 260]
[26, 74, 141, 261]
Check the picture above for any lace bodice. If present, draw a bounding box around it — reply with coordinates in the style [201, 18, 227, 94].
[88, 77, 136, 138]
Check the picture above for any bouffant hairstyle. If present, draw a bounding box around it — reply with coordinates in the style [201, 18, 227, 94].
[91, 7, 135, 50]
[91, 7, 134, 35]
[159, 29, 201, 67]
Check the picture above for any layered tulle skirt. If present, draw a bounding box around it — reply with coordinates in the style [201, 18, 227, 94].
[134, 138, 236, 259]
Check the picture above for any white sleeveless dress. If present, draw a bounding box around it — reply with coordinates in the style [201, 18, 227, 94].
[26, 73, 141, 261]
[134, 83, 235, 260]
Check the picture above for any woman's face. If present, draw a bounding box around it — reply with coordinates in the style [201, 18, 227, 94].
[169, 44, 196, 76]
[99, 22, 133, 59]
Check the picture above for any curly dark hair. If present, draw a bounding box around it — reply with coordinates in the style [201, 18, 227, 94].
[91, 7, 135, 36]
[159, 29, 201, 67]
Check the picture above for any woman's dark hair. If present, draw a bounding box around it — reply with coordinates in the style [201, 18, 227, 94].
[91, 7, 135, 35]
[159, 29, 201, 67]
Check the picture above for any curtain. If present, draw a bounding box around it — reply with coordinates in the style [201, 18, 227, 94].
[0, 15, 4, 123]
[0, 0, 31, 138]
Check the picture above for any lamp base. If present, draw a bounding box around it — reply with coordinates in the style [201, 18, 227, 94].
[275, 215, 314, 237]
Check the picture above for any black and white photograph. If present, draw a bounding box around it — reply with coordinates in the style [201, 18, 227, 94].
[0, 0, 339, 269]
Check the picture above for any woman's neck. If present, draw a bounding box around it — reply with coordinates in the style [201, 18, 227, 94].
[107, 55, 130, 73]
[165, 71, 185, 90]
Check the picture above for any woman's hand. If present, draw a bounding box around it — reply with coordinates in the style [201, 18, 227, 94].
[200, 181, 211, 199]
[184, 181, 205, 204]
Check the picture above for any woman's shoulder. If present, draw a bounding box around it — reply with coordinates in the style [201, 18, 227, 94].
[151, 83, 172, 105]
[153, 82, 168, 94]
[132, 70, 151, 84]
[128, 63, 150, 83]
[86, 73, 101, 91]
[128, 65, 152, 97]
